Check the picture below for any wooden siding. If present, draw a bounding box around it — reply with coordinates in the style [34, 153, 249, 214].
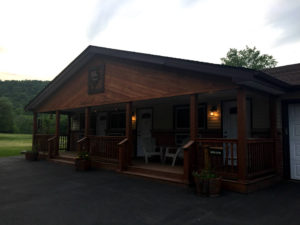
[37, 56, 237, 112]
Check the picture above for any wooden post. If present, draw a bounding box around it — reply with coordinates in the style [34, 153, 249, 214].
[32, 112, 38, 151]
[237, 88, 248, 181]
[55, 111, 60, 156]
[85, 107, 90, 137]
[67, 114, 71, 151]
[184, 94, 198, 184]
[126, 102, 132, 165]
[270, 96, 280, 174]
[190, 94, 198, 141]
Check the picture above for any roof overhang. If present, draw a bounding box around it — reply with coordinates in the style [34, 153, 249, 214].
[25, 45, 291, 111]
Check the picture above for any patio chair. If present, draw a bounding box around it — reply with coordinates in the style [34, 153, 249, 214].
[164, 138, 190, 166]
[164, 146, 182, 166]
[142, 137, 163, 164]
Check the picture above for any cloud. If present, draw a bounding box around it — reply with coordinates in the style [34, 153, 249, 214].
[180, 0, 203, 6]
[267, 0, 300, 45]
[0, 46, 5, 53]
[87, 0, 132, 40]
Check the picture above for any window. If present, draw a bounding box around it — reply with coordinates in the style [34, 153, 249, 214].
[110, 112, 125, 129]
[175, 104, 206, 129]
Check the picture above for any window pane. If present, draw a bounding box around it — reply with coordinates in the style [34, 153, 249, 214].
[110, 112, 125, 129]
[176, 107, 189, 129]
[198, 106, 206, 129]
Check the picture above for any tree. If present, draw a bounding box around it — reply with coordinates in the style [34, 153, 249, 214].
[221, 46, 277, 70]
[0, 97, 15, 133]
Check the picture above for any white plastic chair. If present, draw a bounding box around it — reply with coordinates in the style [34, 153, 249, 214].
[164, 146, 183, 166]
[142, 137, 163, 164]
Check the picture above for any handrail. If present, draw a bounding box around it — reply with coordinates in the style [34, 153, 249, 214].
[48, 136, 57, 142]
[183, 140, 194, 149]
[77, 137, 88, 143]
[118, 138, 128, 146]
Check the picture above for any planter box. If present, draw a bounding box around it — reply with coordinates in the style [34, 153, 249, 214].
[25, 152, 39, 161]
[194, 176, 221, 197]
[75, 159, 91, 171]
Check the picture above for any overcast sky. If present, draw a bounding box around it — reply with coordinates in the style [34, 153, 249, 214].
[0, 0, 300, 81]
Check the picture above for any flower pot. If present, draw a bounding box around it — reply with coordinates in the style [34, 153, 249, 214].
[194, 176, 209, 196]
[75, 159, 91, 171]
[208, 177, 222, 197]
[25, 152, 39, 161]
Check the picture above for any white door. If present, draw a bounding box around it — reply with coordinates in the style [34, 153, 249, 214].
[222, 100, 251, 139]
[96, 112, 107, 136]
[137, 109, 153, 157]
[222, 100, 251, 165]
[288, 104, 300, 180]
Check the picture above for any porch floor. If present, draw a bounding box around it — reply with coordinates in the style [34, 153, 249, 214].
[131, 159, 183, 174]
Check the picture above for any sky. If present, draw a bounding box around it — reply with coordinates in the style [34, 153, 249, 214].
[0, 0, 300, 81]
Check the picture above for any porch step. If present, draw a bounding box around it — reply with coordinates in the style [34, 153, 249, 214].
[49, 158, 75, 166]
[124, 165, 184, 184]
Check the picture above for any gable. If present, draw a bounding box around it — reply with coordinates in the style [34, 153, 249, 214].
[36, 56, 237, 112]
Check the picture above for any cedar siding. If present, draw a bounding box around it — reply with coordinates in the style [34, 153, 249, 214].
[37, 56, 237, 112]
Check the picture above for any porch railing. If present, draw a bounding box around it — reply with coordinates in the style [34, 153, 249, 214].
[89, 136, 125, 162]
[194, 138, 276, 180]
[34, 134, 54, 153]
[195, 138, 239, 179]
[247, 139, 276, 178]
[59, 135, 68, 151]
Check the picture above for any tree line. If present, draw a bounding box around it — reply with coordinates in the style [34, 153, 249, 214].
[0, 80, 50, 134]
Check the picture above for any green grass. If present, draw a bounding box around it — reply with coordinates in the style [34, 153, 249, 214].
[0, 133, 32, 157]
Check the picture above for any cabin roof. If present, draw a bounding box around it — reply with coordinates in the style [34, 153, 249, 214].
[25, 45, 290, 111]
[264, 63, 300, 86]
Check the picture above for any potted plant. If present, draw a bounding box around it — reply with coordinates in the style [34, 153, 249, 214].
[75, 151, 91, 171]
[25, 146, 39, 161]
[192, 169, 221, 197]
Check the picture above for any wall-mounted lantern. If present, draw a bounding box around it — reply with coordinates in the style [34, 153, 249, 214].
[132, 112, 137, 129]
[209, 105, 218, 117]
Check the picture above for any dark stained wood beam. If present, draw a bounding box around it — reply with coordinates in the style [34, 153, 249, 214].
[85, 107, 91, 137]
[269, 96, 277, 139]
[190, 94, 198, 140]
[55, 111, 60, 155]
[269, 96, 280, 175]
[67, 114, 71, 151]
[237, 88, 248, 181]
[126, 102, 132, 165]
[32, 112, 38, 150]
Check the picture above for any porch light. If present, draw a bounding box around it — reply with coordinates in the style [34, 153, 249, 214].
[210, 106, 218, 116]
[132, 112, 136, 129]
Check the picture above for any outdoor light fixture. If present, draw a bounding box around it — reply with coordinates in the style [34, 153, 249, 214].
[210, 106, 218, 116]
[132, 112, 137, 129]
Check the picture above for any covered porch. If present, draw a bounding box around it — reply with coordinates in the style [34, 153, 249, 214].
[32, 87, 280, 193]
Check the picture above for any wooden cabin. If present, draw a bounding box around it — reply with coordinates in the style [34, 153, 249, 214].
[25, 46, 290, 193]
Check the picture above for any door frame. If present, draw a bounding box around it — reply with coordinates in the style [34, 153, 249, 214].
[221, 98, 253, 138]
[282, 99, 300, 179]
[136, 107, 153, 157]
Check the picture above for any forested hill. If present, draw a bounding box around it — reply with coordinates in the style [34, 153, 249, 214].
[0, 80, 49, 133]
[0, 80, 49, 114]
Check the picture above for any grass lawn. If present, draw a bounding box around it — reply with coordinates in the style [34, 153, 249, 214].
[0, 133, 32, 157]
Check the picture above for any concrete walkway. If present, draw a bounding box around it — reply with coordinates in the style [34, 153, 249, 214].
[0, 156, 299, 225]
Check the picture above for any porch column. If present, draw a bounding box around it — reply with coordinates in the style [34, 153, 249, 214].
[67, 114, 71, 151]
[85, 107, 91, 137]
[237, 88, 248, 181]
[269, 96, 280, 175]
[190, 94, 198, 141]
[184, 94, 198, 184]
[32, 112, 38, 150]
[126, 102, 133, 165]
[55, 110, 60, 156]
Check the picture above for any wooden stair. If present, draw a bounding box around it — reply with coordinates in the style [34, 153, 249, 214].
[123, 164, 185, 184]
[49, 154, 76, 166]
